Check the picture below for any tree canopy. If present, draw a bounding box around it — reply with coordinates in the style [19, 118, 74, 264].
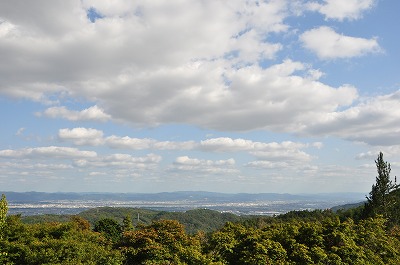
[364, 152, 399, 222]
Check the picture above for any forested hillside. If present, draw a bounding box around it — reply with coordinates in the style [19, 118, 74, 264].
[1, 152, 400, 264]
[2, 208, 400, 264]
[21, 207, 247, 234]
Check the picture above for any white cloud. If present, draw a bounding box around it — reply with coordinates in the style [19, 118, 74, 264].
[200, 137, 258, 152]
[313, 164, 373, 187]
[172, 156, 237, 174]
[246, 160, 292, 170]
[245, 145, 313, 172]
[0, 19, 17, 37]
[58, 129, 321, 163]
[0, 0, 87, 36]
[152, 141, 197, 151]
[356, 146, 400, 161]
[0, 1, 359, 133]
[55, 129, 321, 174]
[201, 137, 313, 154]
[39, 105, 111, 122]
[0, 0, 395, 167]
[0, 146, 161, 182]
[250, 148, 311, 162]
[89, 171, 106, 176]
[356, 151, 376, 160]
[15, 127, 25, 136]
[105, 136, 196, 150]
[201, 138, 317, 166]
[305, 90, 400, 146]
[0, 146, 97, 159]
[74, 153, 162, 170]
[58, 127, 196, 150]
[58, 127, 104, 146]
[0, 150, 161, 182]
[245, 160, 317, 172]
[300, 26, 381, 59]
[307, 0, 375, 21]
[0, 162, 72, 170]
[105, 136, 155, 150]
[312, 142, 324, 149]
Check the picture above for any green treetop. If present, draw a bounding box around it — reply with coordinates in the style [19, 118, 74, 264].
[122, 214, 134, 232]
[0, 194, 8, 238]
[365, 152, 398, 220]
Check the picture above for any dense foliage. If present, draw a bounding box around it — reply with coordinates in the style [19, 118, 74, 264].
[209, 217, 400, 264]
[0, 214, 122, 264]
[3, 209, 400, 264]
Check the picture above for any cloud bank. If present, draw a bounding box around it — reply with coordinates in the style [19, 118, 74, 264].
[0, 0, 392, 147]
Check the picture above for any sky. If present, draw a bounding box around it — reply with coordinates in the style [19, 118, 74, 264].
[0, 0, 399, 194]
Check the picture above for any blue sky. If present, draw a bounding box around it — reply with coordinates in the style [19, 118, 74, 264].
[0, 0, 399, 194]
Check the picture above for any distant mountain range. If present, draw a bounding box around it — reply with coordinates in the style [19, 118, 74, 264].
[1, 191, 366, 203]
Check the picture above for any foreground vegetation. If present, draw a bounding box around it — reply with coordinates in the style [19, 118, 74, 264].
[0, 152, 399, 264]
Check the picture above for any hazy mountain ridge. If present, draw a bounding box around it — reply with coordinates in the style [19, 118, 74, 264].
[3, 191, 366, 218]
[1, 191, 365, 203]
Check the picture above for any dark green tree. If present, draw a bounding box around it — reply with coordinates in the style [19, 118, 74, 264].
[0, 194, 8, 262]
[1, 217, 123, 264]
[0, 194, 8, 239]
[122, 214, 134, 232]
[365, 152, 398, 219]
[94, 218, 122, 243]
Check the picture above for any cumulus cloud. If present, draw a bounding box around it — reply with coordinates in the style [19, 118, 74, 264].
[305, 90, 400, 146]
[307, 0, 375, 21]
[74, 153, 162, 171]
[200, 138, 259, 152]
[244, 141, 313, 170]
[191, 60, 357, 131]
[0, 162, 72, 170]
[58, 129, 321, 163]
[300, 26, 381, 59]
[356, 151, 379, 160]
[199, 138, 317, 171]
[55, 128, 319, 175]
[58, 128, 197, 150]
[246, 160, 291, 169]
[58, 127, 104, 146]
[0, 1, 360, 133]
[356, 146, 400, 161]
[88, 171, 106, 176]
[245, 161, 317, 172]
[106, 136, 196, 150]
[200, 137, 315, 165]
[0, 145, 161, 173]
[250, 148, 311, 162]
[200, 137, 314, 155]
[0, 146, 97, 159]
[105, 136, 155, 150]
[0, 146, 161, 181]
[1, 0, 396, 153]
[172, 156, 237, 174]
[39, 105, 111, 122]
[0, 20, 17, 37]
